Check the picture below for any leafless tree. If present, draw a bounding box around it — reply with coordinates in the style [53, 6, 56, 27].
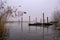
[0, 0, 26, 40]
[0, 0, 26, 25]
[0, 0, 14, 40]
[53, 10, 60, 29]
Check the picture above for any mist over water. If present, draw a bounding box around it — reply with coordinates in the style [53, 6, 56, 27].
[4, 22, 59, 40]
[0, 0, 60, 40]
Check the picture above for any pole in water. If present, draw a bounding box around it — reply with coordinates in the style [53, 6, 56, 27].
[43, 12, 44, 40]
[36, 17, 37, 32]
[21, 17, 23, 32]
[47, 17, 48, 23]
[29, 16, 30, 24]
[36, 17, 37, 23]
[29, 16, 30, 32]
[43, 13, 44, 23]
[47, 17, 48, 32]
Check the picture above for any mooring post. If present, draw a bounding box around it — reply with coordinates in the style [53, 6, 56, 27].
[47, 17, 48, 32]
[43, 13, 44, 40]
[36, 17, 37, 23]
[36, 17, 37, 32]
[40, 19, 41, 28]
[21, 17, 23, 32]
[47, 17, 48, 23]
[29, 16, 30, 24]
[29, 16, 30, 32]
[43, 13, 44, 23]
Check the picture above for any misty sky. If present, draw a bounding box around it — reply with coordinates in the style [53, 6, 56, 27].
[5, 0, 60, 21]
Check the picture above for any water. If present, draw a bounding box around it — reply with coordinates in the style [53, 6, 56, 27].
[4, 22, 60, 40]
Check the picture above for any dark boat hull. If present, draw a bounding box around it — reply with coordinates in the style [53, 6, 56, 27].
[29, 23, 53, 26]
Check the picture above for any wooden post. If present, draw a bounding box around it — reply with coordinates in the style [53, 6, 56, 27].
[40, 19, 41, 28]
[47, 17, 48, 23]
[47, 17, 48, 32]
[43, 13, 44, 40]
[29, 16, 30, 24]
[36, 17, 37, 23]
[43, 13, 44, 23]
[29, 16, 30, 32]
[36, 17, 37, 32]
[21, 17, 23, 32]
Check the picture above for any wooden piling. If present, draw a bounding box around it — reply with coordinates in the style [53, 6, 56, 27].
[36, 17, 37, 23]
[29, 16, 30, 24]
[47, 17, 48, 23]
[43, 13, 44, 40]
[36, 17, 37, 32]
[40, 19, 41, 28]
[21, 17, 23, 32]
[29, 16, 30, 32]
[47, 17, 48, 32]
[43, 13, 44, 23]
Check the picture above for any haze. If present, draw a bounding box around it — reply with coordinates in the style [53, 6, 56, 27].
[5, 0, 60, 21]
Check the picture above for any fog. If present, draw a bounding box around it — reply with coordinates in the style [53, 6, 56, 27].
[6, 0, 60, 21]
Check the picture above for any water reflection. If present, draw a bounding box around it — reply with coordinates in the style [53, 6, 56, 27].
[4, 22, 60, 40]
[29, 26, 30, 32]
[0, 23, 9, 40]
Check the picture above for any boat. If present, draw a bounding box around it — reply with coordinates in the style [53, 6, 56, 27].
[29, 23, 53, 26]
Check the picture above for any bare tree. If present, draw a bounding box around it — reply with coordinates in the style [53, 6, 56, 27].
[0, 0, 14, 40]
[0, 0, 26, 40]
[0, 0, 26, 25]
[53, 10, 60, 29]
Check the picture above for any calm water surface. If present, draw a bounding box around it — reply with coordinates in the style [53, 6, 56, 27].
[5, 22, 60, 40]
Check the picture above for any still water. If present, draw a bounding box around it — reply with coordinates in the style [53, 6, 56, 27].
[5, 22, 60, 40]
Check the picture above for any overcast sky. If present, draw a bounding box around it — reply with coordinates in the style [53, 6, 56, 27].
[5, 0, 60, 21]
